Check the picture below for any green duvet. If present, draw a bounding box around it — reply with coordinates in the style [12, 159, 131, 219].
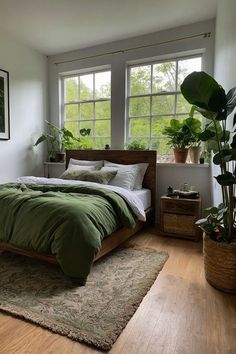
[0, 183, 136, 283]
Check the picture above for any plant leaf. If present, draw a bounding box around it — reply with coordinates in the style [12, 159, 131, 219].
[215, 172, 236, 186]
[80, 128, 91, 136]
[34, 135, 47, 146]
[199, 129, 215, 141]
[181, 71, 227, 112]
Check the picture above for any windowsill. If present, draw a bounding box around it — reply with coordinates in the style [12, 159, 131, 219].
[44, 162, 66, 165]
[156, 162, 209, 168]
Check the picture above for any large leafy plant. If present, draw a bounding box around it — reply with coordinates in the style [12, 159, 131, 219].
[181, 71, 236, 242]
[35, 121, 91, 159]
[162, 116, 202, 148]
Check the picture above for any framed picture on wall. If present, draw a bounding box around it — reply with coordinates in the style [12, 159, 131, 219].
[0, 69, 10, 140]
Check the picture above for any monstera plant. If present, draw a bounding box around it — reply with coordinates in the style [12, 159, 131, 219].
[181, 71, 236, 293]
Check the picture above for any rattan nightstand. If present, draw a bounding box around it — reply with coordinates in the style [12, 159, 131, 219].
[160, 196, 202, 241]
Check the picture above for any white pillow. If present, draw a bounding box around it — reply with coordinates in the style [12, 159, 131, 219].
[69, 158, 103, 169]
[101, 165, 139, 190]
[104, 161, 148, 190]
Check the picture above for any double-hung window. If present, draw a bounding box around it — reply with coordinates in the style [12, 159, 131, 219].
[62, 69, 111, 149]
[127, 56, 202, 160]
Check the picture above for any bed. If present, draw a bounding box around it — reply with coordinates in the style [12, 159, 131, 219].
[0, 149, 156, 284]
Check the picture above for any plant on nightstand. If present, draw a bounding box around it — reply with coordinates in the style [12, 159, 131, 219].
[35, 121, 91, 162]
[181, 71, 236, 293]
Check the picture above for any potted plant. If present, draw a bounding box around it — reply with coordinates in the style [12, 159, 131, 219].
[162, 117, 201, 163]
[187, 106, 203, 163]
[35, 121, 91, 162]
[126, 140, 148, 150]
[181, 71, 236, 293]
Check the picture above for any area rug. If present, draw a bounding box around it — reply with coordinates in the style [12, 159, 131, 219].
[0, 248, 168, 351]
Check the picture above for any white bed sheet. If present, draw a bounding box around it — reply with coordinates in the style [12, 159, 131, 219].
[17, 176, 147, 221]
[132, 189, 151, 210]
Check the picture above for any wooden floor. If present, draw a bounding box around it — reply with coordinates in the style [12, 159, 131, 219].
[0, 226, 235, 354]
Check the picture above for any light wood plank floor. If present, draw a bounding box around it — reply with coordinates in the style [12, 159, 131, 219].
[0, 227, 235, 354]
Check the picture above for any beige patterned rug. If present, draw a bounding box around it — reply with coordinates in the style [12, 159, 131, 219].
[0, 248, 168, 351]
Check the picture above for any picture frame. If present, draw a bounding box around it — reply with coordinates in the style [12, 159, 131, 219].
[0, 69, 10, 140]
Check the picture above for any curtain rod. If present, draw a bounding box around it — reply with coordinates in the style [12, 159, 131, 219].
[54, 31, 211, 66]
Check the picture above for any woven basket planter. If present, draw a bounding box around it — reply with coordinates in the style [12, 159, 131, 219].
[203, 233, 236, 293]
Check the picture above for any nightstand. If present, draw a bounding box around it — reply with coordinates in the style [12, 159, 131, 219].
[160, 196, 202, 241]
[44, 162, 65, 178]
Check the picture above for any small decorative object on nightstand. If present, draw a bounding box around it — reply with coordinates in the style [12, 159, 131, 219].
[160, 196, 202, 241]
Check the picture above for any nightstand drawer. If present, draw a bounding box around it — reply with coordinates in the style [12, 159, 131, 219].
[162, 200, 197, 215]
[163, 214, 196, 236]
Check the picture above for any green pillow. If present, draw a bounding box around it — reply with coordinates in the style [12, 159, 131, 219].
[60, 168, 118, 184]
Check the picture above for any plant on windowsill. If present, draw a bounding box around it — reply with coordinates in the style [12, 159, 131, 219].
[181, 71, 236, 293]
[187, 106, 203, 163]
[162, 116, 201, 163]
[126, 140, 148, 151]
[35, 121, 91, 162]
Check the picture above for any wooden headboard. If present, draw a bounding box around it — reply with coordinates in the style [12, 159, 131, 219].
[66, 149, 157, 213]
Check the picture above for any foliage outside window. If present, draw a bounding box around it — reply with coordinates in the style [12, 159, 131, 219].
[127, 56, 202, 161]
[63, 70, 111, 149]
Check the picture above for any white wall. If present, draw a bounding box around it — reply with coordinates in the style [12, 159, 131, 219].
[0, 31, 47, 182]
[211, 0, 236, 206]
[48, 20, 215, 217]
[156, 164, 211, 214]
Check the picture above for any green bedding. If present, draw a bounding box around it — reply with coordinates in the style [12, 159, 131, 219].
[0, 183, 136, 283]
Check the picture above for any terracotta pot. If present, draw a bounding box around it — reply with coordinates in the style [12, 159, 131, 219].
[173, 148, 189, 163]
[189, 146, 201, 164]
[203, 233, 236, 293]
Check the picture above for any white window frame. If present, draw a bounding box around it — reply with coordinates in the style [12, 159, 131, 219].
[126, 54, 203, 153]
[61, 68, 111, 148]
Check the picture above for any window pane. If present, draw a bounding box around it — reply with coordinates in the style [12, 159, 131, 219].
[152, 62, 176, 93]
[129, 118, 150, 137]
[130, 65, 151, 95]
[80, 102, 94, 120]
[95, 120, 110, 137]
[152, 116, 173, 137]
[95, 101, 110, 119]
[151, 139, 172, 157]
[64, 121, 79, 137]
[176, 94, 192, 113]
[152, 95, 175, 115]
[65, 104, 79, 121]
[177, 57, 202, 89]
[95, 71, 111, 99]
[64, 77, 78, 102]
[80, 121, 94, 135]
[129, 97, 150, 117]
[80, 74, 93, 101]
[93, 138, 110, 149]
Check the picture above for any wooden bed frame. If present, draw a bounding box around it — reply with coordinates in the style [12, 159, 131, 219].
[0, 150, 157, 266]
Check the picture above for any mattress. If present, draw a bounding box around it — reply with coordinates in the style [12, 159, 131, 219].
[132, 188, 151, 210]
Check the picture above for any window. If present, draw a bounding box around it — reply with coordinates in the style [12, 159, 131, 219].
[127, 56, 202, 160]
[62, 69, 111, 149]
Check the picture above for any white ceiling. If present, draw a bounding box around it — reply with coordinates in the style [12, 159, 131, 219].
[0, 0, 216, 56]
